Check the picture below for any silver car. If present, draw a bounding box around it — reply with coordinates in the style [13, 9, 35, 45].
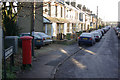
[91, 31, 101, 42]
[34, 32, 53, 45]
[95, 30, 102, 39]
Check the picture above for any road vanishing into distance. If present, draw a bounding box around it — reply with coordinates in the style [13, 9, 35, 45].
[17, 28, 119, 79]
[55, 28, 119, 78]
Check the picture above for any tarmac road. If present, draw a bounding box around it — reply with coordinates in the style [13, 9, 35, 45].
[17, 28, 119, 79]
[55, 28, 119, 78]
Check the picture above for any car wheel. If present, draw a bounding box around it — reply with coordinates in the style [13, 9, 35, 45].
[78, 43, 81, 46]
[36, 46, 41, 49]
[98, 39, 100, 42]
[90, 42, 93, 46]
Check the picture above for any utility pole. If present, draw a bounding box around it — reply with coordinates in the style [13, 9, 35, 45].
[96, 6, 98, 29]
[31, 2, 35, 56]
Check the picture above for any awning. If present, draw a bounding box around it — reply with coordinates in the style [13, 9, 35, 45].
[43, 17, 51, 23]
[68, 19, 81, 23]
[44, 16, 83, 24]
[46, 17, 70, 23]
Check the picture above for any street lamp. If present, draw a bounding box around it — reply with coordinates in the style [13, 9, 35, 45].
[96, 6, 98, 30]
[31, 2, 35, 56]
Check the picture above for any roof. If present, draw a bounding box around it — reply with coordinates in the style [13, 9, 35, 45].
[44, 16, 81, 23]
[43, 17, 51, 23]
[69, 19, 81, 23]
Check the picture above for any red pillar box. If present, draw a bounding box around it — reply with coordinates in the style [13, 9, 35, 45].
[20, 36, 33, 65]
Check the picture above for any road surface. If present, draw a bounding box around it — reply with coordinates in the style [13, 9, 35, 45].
[17, 28, 119, 79]
[55, 28, 119, 78]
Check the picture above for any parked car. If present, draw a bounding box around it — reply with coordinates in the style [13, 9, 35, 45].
[91, 31, 101, 42]
[103, 26, 110, 32]
[98, 29, 104, 36]
[115, 27, 120, 35]
[101, 28, 105, 34]
[117, 29, 120, 39]
[114, 27, 119, 30]
[95, 30, 102, 39]
[34, 32, 53, 45]
[116, 29, 120, 35]
[102, 28, 107, 33]
[78, 33, 95, 46]
[105, 26, 110, 30]
[102, 27, 109, 33]
[19, 33, 43, 49]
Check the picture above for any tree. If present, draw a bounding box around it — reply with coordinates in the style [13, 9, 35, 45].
[2, 2, 21, 36]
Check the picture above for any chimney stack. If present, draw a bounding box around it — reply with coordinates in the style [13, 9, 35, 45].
[71, 2, 76, 7]
[77, 4, 82, 9]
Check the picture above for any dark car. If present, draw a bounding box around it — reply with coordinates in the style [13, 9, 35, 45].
[78, 33, 95, 46]
[34, 32, 53, 45]
[19, 33, 43, 49]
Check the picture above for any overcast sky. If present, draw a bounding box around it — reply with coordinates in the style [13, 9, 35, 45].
[76, 0, 120, 22]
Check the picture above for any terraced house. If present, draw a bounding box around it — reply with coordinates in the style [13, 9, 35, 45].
[43, 0, 82, 39]
[43, 0, 102, 40]
[17, 0, 102, 40]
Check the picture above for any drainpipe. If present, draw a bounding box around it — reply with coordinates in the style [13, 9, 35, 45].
[45, 24, 47, 34]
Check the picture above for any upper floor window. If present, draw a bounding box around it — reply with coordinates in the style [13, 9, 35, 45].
[55, 6, 57, 17]
[61, 7, 63, 17]
[64, 7, 66, 18]
[79, 13, 83, 21]
[48, 3, 51, 16]
[75, 12, 78, 19]
[66, 10, 68, 18]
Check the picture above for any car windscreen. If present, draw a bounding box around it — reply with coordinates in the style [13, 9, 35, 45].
[91, 33, 99, 36]
[34, 34, 41, 38]
[38, 33, 48, 37]
[118, 29, 120, 32]
[80, 33, 92, 37]
[20, 34, 30, 37]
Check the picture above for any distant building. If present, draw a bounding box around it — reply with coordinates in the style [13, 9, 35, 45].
[105, 21, 118, 27]
[43, 0, 69, 39]
[118, 1, 120, 23]
[17, 1, 103, 39]
[98, 18, 102, 28]
[43, 0, 93, 39]
[118, 22, 120, 27]
[91, 14, 97, 29]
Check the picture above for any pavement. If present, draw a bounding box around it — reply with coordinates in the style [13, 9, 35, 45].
[17, 28, 119, 78]
[17, 43, 80, 78]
